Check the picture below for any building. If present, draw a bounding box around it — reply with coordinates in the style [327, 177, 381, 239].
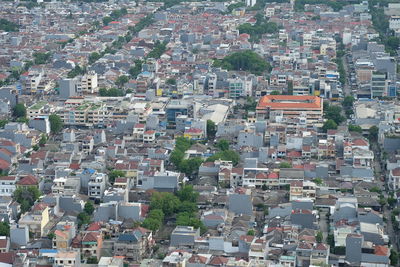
[59, 79, 78, 99]
[18, 202, 50, 237]
[371, 72, 387, 98]
[256, 95, 323, 124]
[114, 227, 153, 262]
[54, 250, 81, 267]
[0, 176, 17, 196]
[170, 226, 200, 248]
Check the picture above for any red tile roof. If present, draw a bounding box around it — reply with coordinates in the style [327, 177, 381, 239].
[257, 95, 322, 110]
[17, 175, 38, 186]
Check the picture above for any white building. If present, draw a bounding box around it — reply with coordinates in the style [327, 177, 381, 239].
[88, 173, 107, 199]
[0, 176, 17, 196]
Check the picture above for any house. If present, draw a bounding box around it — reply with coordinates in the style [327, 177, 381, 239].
[16, 175, 40, 190]
[81, 231, 103, 259]
[114, 227, 153, 262]
[228, 188, 253, 216]
[170, 226, 200, 248]
[389, 168, 400, 190]
[53, 220, 76, 250]
[54, 250, 81, 267]
[18, 202, 50, 237]
[88, 173, 107, 199]
[0, 237, 10, 253]
[184, 128, 205, 140]
[0, 176, 17, 196]
[143, 130, 156, 143]
[98, 256, 124, 267]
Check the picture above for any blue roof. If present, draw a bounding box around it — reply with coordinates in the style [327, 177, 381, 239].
[40, 249, 58, 254]
[118, 233, 138, 243]
[82, 168, 95, 175]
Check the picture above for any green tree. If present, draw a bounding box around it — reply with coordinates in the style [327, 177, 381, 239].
[176, 185, 199, 203]
[206, 150, 240, 166]
[88, 52, 101, 64]
[215, 139, 230, 151]
[39, 134, 47, 146]
[102, 16, 113, 26]
[0, 19, 20, 32]
[316, 231, 323, 243]
[368, 126, 379, 141]
[142, 218, 162, 231]
[348, 124, 362, 133]
[342, 96, 355, 108]
[206, 120, 217, 140]
[77, 212, 90, 227]
[247, 229, 255, 236]
[213, 50, 270, 75]
[150, 192, 180, 216]
[13, 103, 26, 118]
[84, 201, 95, 215]
[313, 178, 323, 185]
[322, 119, 338, 132]
[0, 120, 8, 128]
[279, 162, 292, 169]
[270, 90, 281, 95]
[0, 222, 10, 236]
[324, 105, 345, 125]
[390, 249, 399, 266]
[177, 201, 198, 213]
[166, 78, 176, 85]
[13, 187, 41, 213]
[115, 75, 129, 88]
[32, 145, 39, 151]
[47, 232, 55, 240]
[33, 52, 51, 65]
[108, 170, 125, 184]
[87, 257, 98, 264]
[49, 114, 63, 134]
[129, 60, 143, 78]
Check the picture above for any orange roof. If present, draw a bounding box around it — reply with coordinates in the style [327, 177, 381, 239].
[257, 95, 322, 110]
[17, 175, 38, 186]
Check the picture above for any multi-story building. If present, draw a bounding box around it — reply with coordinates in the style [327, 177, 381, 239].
[0, 176, 17, 196]
[256, 95, 323, 124]
[19, 202, 50, 237]
[78, 71, 98, 94]
[371, 71, 387, 98]
[88, 173, 107, 200]
[114, 228, 153, 262]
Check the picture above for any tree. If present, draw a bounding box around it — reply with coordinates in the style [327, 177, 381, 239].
[108, 170, 125, 184]
[368, 126, 379, 141]
[166, 78, 176, 85]
[13, 103, 26, 118]
[33, 52, 51, 65]
[247, 229, 255, 236]
[77, 212, 90, 227]
[206, 120, 217, 140]
[316, 231, 323, 243]
[342, 96, 355, 108]
[324, 105, 345, 125]
[348, 124, 362, 133]
[313, 178, 323, 185]
[0, 19, 20, 32]
[87, 257, 98, 264]
[279, 162, 292, 169]
[39, 134, 47, 146]
[49, 114, 63, 134]
[115, 75, 129, 88]
[102, 16, 113, 26]
[47, 232, 55, 240]
[176, 185, 198, 203]
[213, 50, 270, 75]
[322, 119, 338, 132]
[84, 201, 95, 215]
[0, 222, 10, 236]
[13, 187, 41, 213]
[142, 218, 162, 231]
[216, 139, 229, 151]
[390, 249, 399, 266]
[206, 150, 240, 166]
[150, 192, 180, 216]
[270, 90, 281, 95]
